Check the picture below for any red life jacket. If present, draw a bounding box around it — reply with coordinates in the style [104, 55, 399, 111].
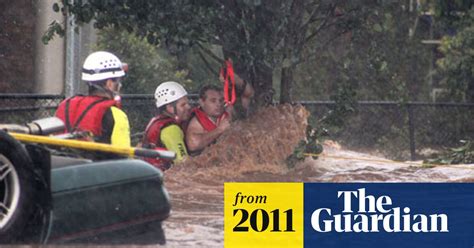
[192, 107, 229, 132]
[55, 95, 117, 137]
[141, 115, 177, 171]
[142, 115, 178, 147]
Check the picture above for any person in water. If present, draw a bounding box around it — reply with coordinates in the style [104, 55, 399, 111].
[141, 81, 192, 170]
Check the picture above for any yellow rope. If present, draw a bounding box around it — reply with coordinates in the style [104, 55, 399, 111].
[303, 152, 474, 171]
[10, 132, 135, 156]
[9, 132, 176, 160]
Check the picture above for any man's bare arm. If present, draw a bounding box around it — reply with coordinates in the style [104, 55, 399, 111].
[185, 117, 230, 152]
[235, 73, 255, 111]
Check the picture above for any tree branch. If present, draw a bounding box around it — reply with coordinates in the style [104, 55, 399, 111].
[294, 29, 350, 67]
[304, 5, 336, 43]
[301, 2, 322, 30]
[196, 42, 225, 64]
[304, 6, 359, 44]
[304, 18, 330, 43]
[197, 49, 219, 76]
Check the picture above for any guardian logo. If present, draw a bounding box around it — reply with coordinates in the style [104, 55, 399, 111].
[311, 188, 449, 233]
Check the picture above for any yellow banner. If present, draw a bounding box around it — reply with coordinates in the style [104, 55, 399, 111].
[224, 183, 304, 248]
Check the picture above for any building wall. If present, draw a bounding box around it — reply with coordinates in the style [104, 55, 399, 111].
[0, 1, 98, 95]
[0, 0, 35, 93]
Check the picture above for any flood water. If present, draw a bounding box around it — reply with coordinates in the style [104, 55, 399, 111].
[159, 105, 474, 247]
[162, 143, 474, 247]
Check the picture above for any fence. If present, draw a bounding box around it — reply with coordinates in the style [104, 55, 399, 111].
[0, 94, 63, 123]
[303, 101, 474, 160]
[1, 94, 473, 161]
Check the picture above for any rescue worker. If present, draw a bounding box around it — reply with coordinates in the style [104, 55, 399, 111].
[141, 81, 191, 169]
[185, 84, 231, 155]
[55, 51, 131, 149]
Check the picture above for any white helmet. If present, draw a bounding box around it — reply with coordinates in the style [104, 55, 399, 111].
[82, 51, 125, 82]
[155, 81, 188, 108]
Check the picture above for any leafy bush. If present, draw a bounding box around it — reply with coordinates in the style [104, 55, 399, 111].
[286, 124, 326, 168]
[424, 140, 473, 165]
[436, 7, 474, 102]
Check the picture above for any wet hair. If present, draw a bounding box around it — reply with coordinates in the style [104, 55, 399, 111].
[199, 84, 222, 100]
[157, 101, 178, 115]
[87, 78, 120, 95]
[157, 104, 168, 114]
[87, 80, 108, 95]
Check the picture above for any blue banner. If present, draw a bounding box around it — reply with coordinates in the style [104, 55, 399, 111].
[304, 183, 474, 248]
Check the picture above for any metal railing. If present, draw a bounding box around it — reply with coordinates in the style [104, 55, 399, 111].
[1, 94, 472, 161]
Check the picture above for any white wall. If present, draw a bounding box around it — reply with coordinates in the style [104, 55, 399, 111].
[33, 0, 97, 95]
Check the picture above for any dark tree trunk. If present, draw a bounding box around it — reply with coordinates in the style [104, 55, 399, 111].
[249, 64, 274, 107]
[222, 48, 274, 107]
[278, 0, 304, 104]
[280, 66, 294, 104]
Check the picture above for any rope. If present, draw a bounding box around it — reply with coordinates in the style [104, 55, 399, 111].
[9, 132, 176, 159]
[220, 59, 236, 106]
[303, 153, 474, 171]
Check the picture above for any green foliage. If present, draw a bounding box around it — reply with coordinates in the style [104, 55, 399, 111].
[42, 20, 65, 45]
[431, 0, 473, 25]
[44, 1, 219, 48]
[44, 0, 360, 106]
[326, 81, 357, 127]
[288, 80, 357, 165]
[424, 140, 474, 165]
[436, 7, 474, 102]
[294, 2, 431, 102]
[43, 1, 470, 112]
[286, 123, 327, 169]
[95, 28, 191, 94]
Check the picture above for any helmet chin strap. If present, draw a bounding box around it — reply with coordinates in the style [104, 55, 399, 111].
[172, 102, 181, 122]
[164, 102, 180, 122]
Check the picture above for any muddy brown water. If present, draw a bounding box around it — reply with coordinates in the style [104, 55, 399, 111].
[158, 105, 474, 247]
[6, 105, 472, 248]
[161, 142, 474, 247]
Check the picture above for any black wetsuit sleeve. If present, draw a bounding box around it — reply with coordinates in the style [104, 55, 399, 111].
[98, 108, 115, 144]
